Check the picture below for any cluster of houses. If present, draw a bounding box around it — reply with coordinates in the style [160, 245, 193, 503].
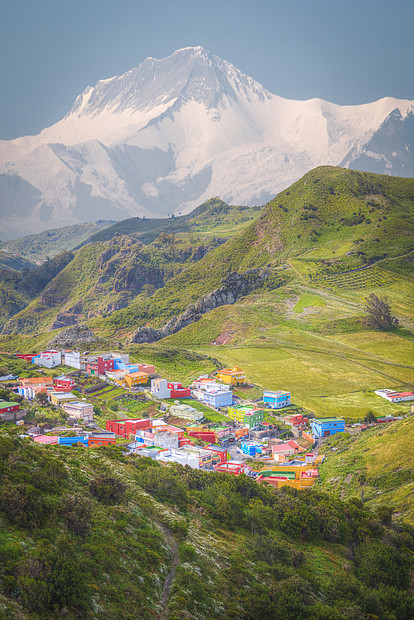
[3, 350, 412, 491]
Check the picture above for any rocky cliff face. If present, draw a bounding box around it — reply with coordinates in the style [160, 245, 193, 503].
[131, 269, 270, 343]
[47, 325, 98, 348]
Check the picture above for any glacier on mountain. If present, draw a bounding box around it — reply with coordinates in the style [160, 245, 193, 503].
[1, 46, 413, 239]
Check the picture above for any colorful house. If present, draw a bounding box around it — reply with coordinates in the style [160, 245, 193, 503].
[216, 367, 246, 386]
[19, 376, 53, 387]
[263, 390, 291, 409]
[57, 436, 89, 447]
[310, 417, 345, 438]
[227, 405, 264, 429]
[214, 461, 253, 476]
[32, 350, 61, 368]
[284, 413, 308, 426]
[86, 356, 115, 376]
[0, 401, 20, 415]
[124, 372, 149, 388]
[53, 375, 76, 392]
[50, 392, 78, 406]
[106, 418, 153, 438]
[205, 444, 228, 463]
[88, 432, 116, 447]
[271, 440, 300, 462]
[375, 389, 414, 403]
[150, 378, 191, 399]
[202, 386, 233, 408]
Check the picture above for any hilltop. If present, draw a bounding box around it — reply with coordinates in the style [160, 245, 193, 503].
[0, 430, 413, 619]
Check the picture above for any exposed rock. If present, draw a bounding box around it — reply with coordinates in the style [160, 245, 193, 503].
[47, 325, 98, 348]
[131, 269, 270, 344]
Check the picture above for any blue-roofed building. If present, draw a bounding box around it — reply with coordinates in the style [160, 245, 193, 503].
[310, 417, 345, 438]
[263, 390, 291, 409]
[57, 436, 89, 447]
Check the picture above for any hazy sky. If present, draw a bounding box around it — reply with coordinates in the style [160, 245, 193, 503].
[1, 0, 413, 140]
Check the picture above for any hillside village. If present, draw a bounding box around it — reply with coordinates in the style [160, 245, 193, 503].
[1, 347, 412, 494]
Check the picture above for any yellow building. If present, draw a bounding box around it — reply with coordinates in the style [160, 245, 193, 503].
[50, 392, 78, 406]
[216, 366, 246, 386]
[124, 372, 148, 388]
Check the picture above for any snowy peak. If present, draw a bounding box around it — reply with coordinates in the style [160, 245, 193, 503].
[67, 46, 269, 119]
[1, 46, 414, 240]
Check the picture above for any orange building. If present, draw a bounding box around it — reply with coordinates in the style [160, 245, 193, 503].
[124, 372, 149, 388]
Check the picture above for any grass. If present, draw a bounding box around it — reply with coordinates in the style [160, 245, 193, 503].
[318, 417, 414, 525]
[293, 293, 326, 313]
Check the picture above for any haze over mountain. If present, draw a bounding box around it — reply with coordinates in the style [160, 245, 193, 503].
[1, 46, 413, 240]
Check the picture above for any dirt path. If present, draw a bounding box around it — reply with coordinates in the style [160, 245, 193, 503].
[158, 526, 180, 620]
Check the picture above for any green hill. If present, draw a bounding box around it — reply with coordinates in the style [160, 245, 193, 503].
[0, 252, 74, 327]
[0, 221, 114, 262]
[1, 168, 413, 421]
[317, 417, 414, 526]
[0, 430, 413, 619]
[78, 197, 262, 246]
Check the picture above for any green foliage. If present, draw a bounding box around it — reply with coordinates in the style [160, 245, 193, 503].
[0, 432, 413, 619]
[365, 292, 399, 329]
[89, 474, 126, 505]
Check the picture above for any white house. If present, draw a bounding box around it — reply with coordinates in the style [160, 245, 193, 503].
[169, 402, 204, 421]
[33, 350, 61, 369]
[375, 389, 414, 403]
[156, 448, 200, 469]
[63, 350, 81, 369]
[62, 401, 94, 422]
[150, 378, 171, 399]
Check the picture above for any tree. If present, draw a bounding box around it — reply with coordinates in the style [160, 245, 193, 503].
[364, 411, 377, 424]
[364, 294, 398, 329]
[35, 392, 49, 405]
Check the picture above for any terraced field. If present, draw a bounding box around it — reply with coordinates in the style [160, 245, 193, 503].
[311, 265, 398, 290]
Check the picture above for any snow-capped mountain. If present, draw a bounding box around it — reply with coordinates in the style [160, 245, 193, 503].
[1, 46, 413, 239]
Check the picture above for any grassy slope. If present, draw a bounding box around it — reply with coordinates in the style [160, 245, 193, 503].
[1, 168, 413, 421]
[79, 197, 262, 246]
[0, 220, 114, 261]
[0, 431, 413, 619]
[317, 417, 414, 525]
[2, 200, 264, 336]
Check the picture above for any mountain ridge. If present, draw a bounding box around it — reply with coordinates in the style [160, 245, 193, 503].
[1, 47, 414, 239]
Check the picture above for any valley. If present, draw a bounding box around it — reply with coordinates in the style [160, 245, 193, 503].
[0, 167, 413, 422]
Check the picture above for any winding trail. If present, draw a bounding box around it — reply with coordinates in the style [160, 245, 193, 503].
[158, 526, 180, 620]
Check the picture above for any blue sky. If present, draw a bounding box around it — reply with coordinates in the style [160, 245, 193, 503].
[1, 0, 413, 139]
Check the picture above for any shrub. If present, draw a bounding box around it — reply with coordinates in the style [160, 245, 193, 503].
[60, 493, 92, 537]
[89, 475, 126, 505]
[0, 483, 48, 528]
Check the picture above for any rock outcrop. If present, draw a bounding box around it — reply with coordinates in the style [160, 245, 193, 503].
[131, 269, 270, 343]
[47, 325, 98, 348]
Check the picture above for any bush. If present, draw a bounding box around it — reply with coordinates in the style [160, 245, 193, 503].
[89, 475, 126, 505]
[0, 483, 48, 528]
[60, 493, 92, 537]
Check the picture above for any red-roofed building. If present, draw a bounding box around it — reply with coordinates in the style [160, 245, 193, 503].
[375, 389, 414, 403]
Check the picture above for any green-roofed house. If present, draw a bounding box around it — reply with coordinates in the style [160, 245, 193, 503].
[310, 417, 345, 438]
[227, 405, 264, 430]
